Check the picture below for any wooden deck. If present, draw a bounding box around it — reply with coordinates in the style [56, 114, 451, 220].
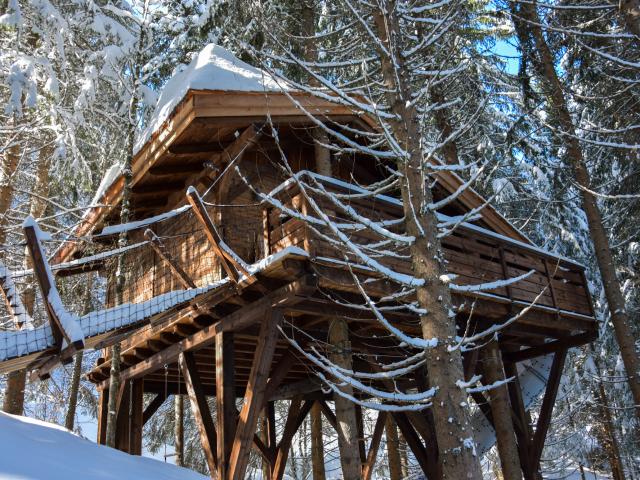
[86, 175, 597, 393]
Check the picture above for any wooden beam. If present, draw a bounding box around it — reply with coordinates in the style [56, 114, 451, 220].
[483, 342, 522, 480]
[145, 229, 196, 289]
[318, 400, 338, 431]
[115, 382, 131, 453]
[228, 308, 282, 480]
[186, 187, 246, 282]
[142, 392, 167, 425]
[149, 162, 206, 176]
[391, 412, 433, 478]
[504, 361, 536, 480]
[106, 276, 316, 387]
[531, 349, 567, 470]
[24, 222, 83, 349]
[504, 332, 594, 363]
[97, 388, 108, 445]
[216, 331, 236, 479]
[362, 411, 387, 480]
[212, 123, 263, 166]
[129, 379, 144, 455]
[271, 398, 313, 480]
[179, 351, 218, 475]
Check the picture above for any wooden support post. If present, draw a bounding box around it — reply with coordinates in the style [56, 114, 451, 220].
[97, 388, 108, 445]
[228, 308, 282, 480]
[187, 188, 248, 282]
[318, 400, 338, 431]
[145, 229, 196, 289]
[328, 318, 361, 480]
[355, 404, 367, 467]
[24, 221, 84, 352]
[362, 411, 387, 480]
[180, 351, 218, 476]
[391, 412, 433, 478]
[216, 331, 236, 479]
[504, 362, 536, 480]
[272, 398, 314, 480]
[310, 402, 326, 480]
[482, 342, 523, 480]
[115, 382, 131, 453]
[129, 379, 144, 456]
[531, 350, 567, 473]
[385, 415, 403, 480]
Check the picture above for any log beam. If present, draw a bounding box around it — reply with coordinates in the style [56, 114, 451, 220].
[228, 308, 282, 480]
[362, 411, 387, 480]
[180, 351, 218, 475]
[216, 331, 236, 479]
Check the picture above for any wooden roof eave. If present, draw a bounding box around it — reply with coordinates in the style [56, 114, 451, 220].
[54, 89, 528, 263]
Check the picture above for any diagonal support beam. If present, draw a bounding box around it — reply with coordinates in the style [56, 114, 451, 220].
[362, 411, 387, 480]
[24, 219, 84, 351]
[180, 351, 218, 475]
[271, 398, 314, 480]
[392, 412, 434, 478]
[145, 229, 196, 289]
[531, 349, 567, 469]
[228, 308, 283, 480]
[187, 188, 248, 282]
[142, 392, 167, 425]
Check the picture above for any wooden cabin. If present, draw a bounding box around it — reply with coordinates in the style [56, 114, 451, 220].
[40, 53, 597, 480]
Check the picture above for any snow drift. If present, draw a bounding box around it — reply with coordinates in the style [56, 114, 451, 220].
[0, 412, 207, 480]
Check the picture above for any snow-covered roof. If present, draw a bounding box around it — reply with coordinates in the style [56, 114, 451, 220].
[135, 44, 290, 154]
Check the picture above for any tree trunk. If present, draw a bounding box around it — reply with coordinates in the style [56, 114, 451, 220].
[371, 4, 483, 479]
[591, 352, 626, 480]
[482, 342, 523, 480]
[510, 0, 640, 424]
[65, 272, 94, 431]
[619, 0, 640, 38]
[310, 402, 326, 480]
[175, 394, 184, 467]
[3, 143, 51, 415]
[106, 69, 138, 447]
[328, 318, 362, 480]
[1, 118, 24, 416]
[64, 351, 84, 430]
[385, 416, 402, 480]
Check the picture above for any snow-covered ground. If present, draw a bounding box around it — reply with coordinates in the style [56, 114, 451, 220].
[0, 412, 207, 480]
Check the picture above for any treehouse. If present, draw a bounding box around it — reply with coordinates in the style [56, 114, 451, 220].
[0, 45, 597, 480]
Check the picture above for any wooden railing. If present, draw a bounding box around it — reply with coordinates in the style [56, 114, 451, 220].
[261, 175, 593, 318]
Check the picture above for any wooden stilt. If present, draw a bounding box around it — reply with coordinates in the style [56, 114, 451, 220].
[129, 379, 144, 456]
[228, 308, 282, 480]
[504, 361, 536, 480]
[216, 331, 236, 479]
[97, 388, 108, 445]
[355, 404, 367, 467]
[272, 398, 314, 480]
[310, 402, 326, 480]
[115, 382, 131, 453]
[385, 415, 402, 480]
[362, 411, 387, 480]
[180, 351, 218, 476]
[482, 342, 523, 480]
[392, 412, 432, 478]
[328, 318, 361, 480]
[531, 350, 567, 473]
